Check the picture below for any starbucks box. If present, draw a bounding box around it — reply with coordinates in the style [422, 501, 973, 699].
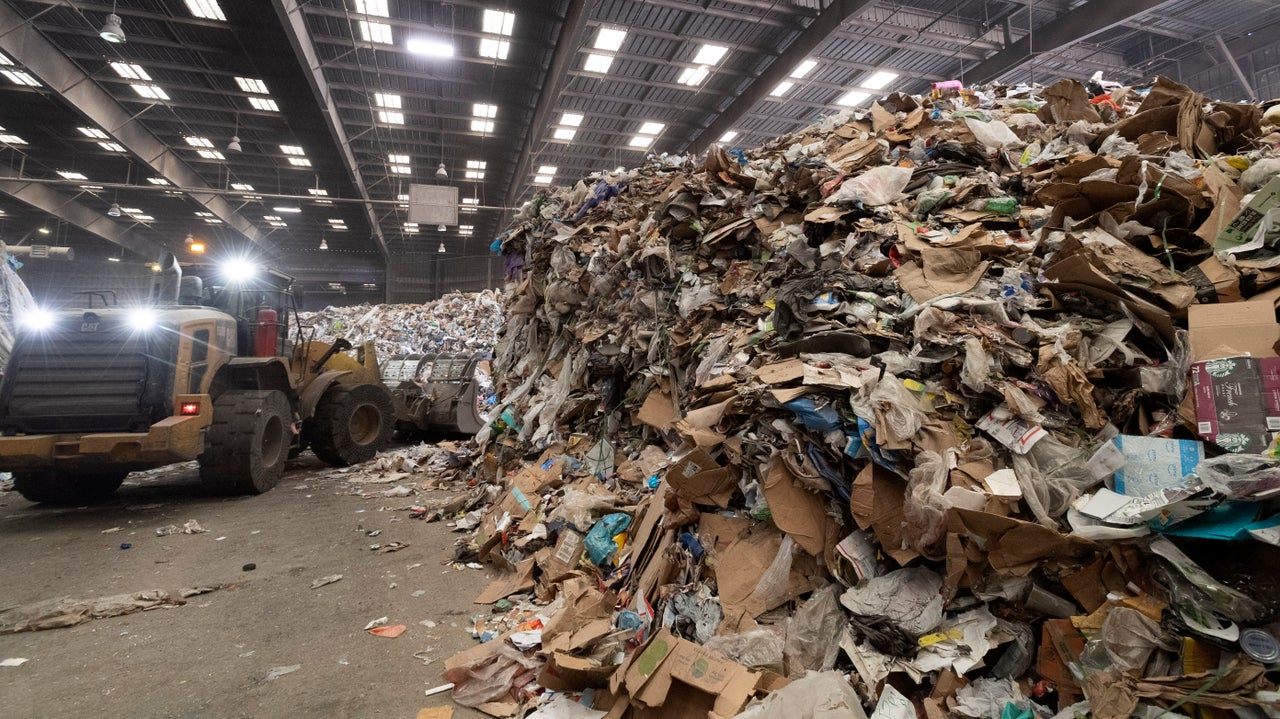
[1191, 355, 1280, 453]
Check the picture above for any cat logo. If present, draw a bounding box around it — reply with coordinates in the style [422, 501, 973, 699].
[81, 312, 100, 332]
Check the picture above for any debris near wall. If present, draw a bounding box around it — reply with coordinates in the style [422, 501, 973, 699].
[298, 290, 505, 358]
[446, 77, 1280, 718]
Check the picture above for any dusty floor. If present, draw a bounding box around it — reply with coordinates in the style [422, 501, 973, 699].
[0, 451, 491, 719]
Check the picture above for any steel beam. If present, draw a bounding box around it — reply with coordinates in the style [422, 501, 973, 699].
[0, 179, 165, 257]
[962, 0, 1178, 84]
[681, 0, 878, 154]
[0, 1, 266, 248]
[273, 0, 388, 258]
[502, 0, 589, 210]
[1213, 32, 1257, 99]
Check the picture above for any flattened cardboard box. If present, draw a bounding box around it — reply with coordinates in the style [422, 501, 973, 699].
[1192, 355, 1280, 453]
[619, 629, 778, 719]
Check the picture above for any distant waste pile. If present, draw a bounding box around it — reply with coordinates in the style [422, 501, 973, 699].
[298, 290, 504, 358]
[442, 76, 1280, 719]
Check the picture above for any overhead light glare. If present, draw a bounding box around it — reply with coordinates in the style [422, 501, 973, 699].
[354, 0, 388, 16]
[231, 183, 254, 191]
[147, 177, 170, 185]
[552, 128, 576, 141]
[390, 165, 411, 175]
[770, 81, 794, 97]
[98, 141, 126, 152]
[377, 110, 404, 124]
[637, 122, 665, 135]
[308, 188, 328, 196]
[583, 53, 613, 74]
[677, 67, 708, 86]
[479, 38, 510, 59]
[388, 153, 410, 164]
[472, 103, 497, 118]
[470, 120, 494, 133]
[692, 44, 728, 66]
[628, 135, 653, 149]
[537, 165, 557, 174]
[791, 59, 818, 78]
[560, 112, 584, 127]
[0, 133, 27, 145]
[407, 38, 454, 58]
[78, 127, 108, 139]
[835, 90, 871, 106]
[466, 160, 486, 169]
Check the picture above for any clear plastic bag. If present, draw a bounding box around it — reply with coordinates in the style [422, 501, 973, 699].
[784, 584, 844, 677]
[1013, 435, 1100, 528]
[703, 628, 785, 672]
[1196, 453, 1280, 501]
[870, 375, 925, 442]
[549, 487, 619, 530]
[903, 450, 951, 558]
[445, 641, 542, 707]
[961, 337, 990, 392]
[747, 535, 795, 611]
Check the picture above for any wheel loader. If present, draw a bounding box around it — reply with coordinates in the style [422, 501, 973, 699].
[0, 254, 397, 503]
[380, 352, 494, 438]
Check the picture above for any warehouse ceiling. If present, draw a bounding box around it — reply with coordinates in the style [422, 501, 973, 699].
[0, 0, 1276, 301]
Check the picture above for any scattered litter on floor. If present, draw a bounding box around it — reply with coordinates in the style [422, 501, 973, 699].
[310, 574, 343, 589]
[0, 586, 221, 634]
[1, 658, 29, 667]
[155, 519, 207, 536]
[367, 624, 407, 638]
[265, 664, 301, 680]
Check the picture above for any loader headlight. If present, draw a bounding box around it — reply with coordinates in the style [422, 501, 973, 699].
[220, 258, 258, 284]
[20, 307, 56, 332]
[127, 308, 158, 332]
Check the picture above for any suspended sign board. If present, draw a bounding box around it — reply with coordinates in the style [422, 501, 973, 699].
[407, 184, 459, 226]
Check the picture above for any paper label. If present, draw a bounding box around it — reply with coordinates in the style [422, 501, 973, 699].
[1112, 435, 1203, 497]
[870, 685, 914, 719]
[976, 406, 1047, 454]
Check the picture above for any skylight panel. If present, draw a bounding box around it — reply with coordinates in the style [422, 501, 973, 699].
[231, 183, 255, 191]
[197, 149, 225, 160]
[482, 10, 515, 36]
[359, 20, 393, 45]
[791, 59, 818, 78]
[110, 62, 151, 81]
[470, 120, 494, 133]
[583, 53, 613, 74]
[479, 38, 510, 59]
[593, 27, 626, 52]
[355, 0, 388, 16]
[835, 90, 870, 106]
[288, 158, 312, 167]
[770, 81, 794, 97]
[131, 84, 169, 100]
[676, 67, 708, 86]
[57, 170, 88, 180]
[248, 97, 279, 112]
[374, 93, 401, 108]
[184, 0, 226, 21]
[863, 70, 899, 90]
[78, 127, 108, 139]
[637, 122, 665, 135]
[280, 145, 305, 156]
[98, 142, 126, 152]
[692, 44, 728, 66]
[185, 136, 214, 148]
[235, 77, 268, 94]
[388, 153, 410, 164]
[552, 128, 575, 141]
[377, 110, 404, 124]
[3, 71, 40, 87]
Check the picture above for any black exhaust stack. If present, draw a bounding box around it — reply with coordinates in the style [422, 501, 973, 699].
[150, 253, 182, 305]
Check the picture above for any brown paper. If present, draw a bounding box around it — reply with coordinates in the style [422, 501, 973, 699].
[1188, 299, 1280, 361]
[946, 508, 1098, 576]
[473, 557, 536, 604]
[761, 460, 830, 556]
[850, 463, 919, 566]
[754, 359, 805, 385]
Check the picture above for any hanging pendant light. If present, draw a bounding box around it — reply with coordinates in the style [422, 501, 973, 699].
[437, 242, 446, 253]
[436, 223, 446, 232]
[319, 237, 328, 250]
[107, 202, 122, 217]
[100, 2, 125, 43]
[435, 162, 448, 180]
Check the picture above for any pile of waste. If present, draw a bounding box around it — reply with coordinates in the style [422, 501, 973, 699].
[298, 290, 504, 358]
[444, 76, 1280, 718]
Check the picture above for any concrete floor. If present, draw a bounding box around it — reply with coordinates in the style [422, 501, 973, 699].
[0, 453, 491, 719]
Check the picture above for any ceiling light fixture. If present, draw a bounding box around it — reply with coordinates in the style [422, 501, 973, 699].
[272, 205, 302, 213]
[436, 223, 447, 232]
[436, 162, 448, 180]
[437, 242, 446, 253]
[108, 202, 122, 217]
[100, 2, 126, 43]
[319, 237, 328, 250]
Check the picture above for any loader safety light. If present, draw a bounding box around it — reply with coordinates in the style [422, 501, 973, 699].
[179, 402, 201, 416]
[220, 258, 258, 283]
[127, 308, 158, 332]
[20, 307, 56, 332]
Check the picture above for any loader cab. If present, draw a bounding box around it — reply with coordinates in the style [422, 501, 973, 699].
[185, 263, 299, 359]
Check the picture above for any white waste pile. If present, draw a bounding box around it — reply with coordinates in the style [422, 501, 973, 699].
[299, 290, 505, 358]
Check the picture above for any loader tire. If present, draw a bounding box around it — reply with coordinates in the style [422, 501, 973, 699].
[13, 471, 126, 504]
[199, 390, 291, 495]
[308, 384, 395, 467]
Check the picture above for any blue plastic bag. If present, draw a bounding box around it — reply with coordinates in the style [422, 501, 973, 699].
[585, 513, 632, 565]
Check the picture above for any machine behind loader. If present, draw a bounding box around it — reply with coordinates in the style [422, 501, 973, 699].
[0, 255, 397, 503]
[380, 352, 495, 438]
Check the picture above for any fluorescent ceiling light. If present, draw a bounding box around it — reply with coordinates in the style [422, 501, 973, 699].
[359, 20, 393, 45]
[863, 70, 898, 90]
[466, 160, 486, 169]
[235, 77, 268, 94]
[374, 93, 401, 108]
[3, 71, 40, 87]
[78, 127, 108, 139]
[272, 205, 302, 213]
[472, 103, 497, 118]
[390, 165, 411, 174]
[552, 128, 575, 141]
[719, 130, 738, 143]
[288, 158, 312, 167]
[204, 218, 222, 224]
[464, 170, 485, 180]
[148, 178, 171, 186]
[791, 59, 818, 78]
[677, 67, 708, 86]
[560, 112, 584, 127]
[308, 189, 328, 196]
[460, 206, 477, 213]
[396, 194, 410, 201]
[637, 122, 665, 135]
[407, 38, 454, 57]
[692, 44, 728, 66]
[0, 134, 26, 145]
[267, 221, 287, 228]
[533, 175, 553, 185]
[835, 90, 870, 106]
[628, 135, 653, 149]
[231, 183, 254, 191]
[263, 215, 282, 221]
[377, 110, 404, 124]
[459, 225, 474, 231]
[110, 62, 151, 81]
[537, 165, 557, 174]
[328, 218, 346, 224]
[770, 81, 794, 97]
[133, 215, 155, 222]
[593, 27, 626, 52]
[197, 149, 225, 159]
[57, 170, 88, 180]
[388, 153, 410, 163]
[195, 211, 213, 217]
[0, 51, 12, 66]
[248, 97, 279, 112]
[583, 53, 613, 74]
[120, 207, 142, 214]
[479, 38, 510, 59]
[403, 222, 418, 228]
[355, 0, 388, 16]
[98, 142, 126, 152]
[131, 84, 169, 100]
[280, 144, 305, 155]
[482, 9, 515, 36]
[185, 136, 214, 148]
[184, 0, 226, 21]
[462, 197, 479, 205]
[470, 120, 494, 133]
